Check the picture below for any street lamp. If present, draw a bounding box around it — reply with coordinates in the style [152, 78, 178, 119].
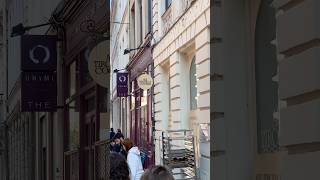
[11, 22, 55, 37]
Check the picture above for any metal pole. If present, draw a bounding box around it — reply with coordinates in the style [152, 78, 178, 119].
[24, 22, 55, 31]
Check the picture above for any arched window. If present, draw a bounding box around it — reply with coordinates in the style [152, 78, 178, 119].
[190, 56, 197, 110]
[255, 0, 279, 153]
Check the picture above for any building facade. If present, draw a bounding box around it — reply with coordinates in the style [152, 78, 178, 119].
[0, 1, 6, 179]
[2, 0, 62, 180]
[110, 0, 130, 137]
[152, 0, 211, 179]
[57, 1, 109, 180]
[126, 0, 154, 169]
[0, 0, 110, 180]
[212, 0, 320, 180]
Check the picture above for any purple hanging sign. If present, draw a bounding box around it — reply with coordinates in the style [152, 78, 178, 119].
[117, 73, 128, 97]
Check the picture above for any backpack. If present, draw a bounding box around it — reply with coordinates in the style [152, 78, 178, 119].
[140, 151, 147, 166]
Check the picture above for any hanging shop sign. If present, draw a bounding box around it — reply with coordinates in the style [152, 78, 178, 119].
[117, 72, 128, 97]
[88, 40, 110, 88]
[21, 35, 57, 71]
[21, 71, 57, 112]
[137, 73, 153, 91]
[20, 35, 58, 112]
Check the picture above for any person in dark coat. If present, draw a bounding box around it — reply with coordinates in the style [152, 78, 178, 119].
[141, 166, 174, 180]
[113, 129, 124, 140]
[110, 152, 130, 180]
[112, 138, 122, 153]
[109, 128, 115, 140]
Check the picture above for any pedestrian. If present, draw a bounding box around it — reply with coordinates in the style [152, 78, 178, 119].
[109, 140, 115, 151]
[109, 128, 115, 140]
[122, 138, 144, 180]
[140, 165, 174, 180]
[112, 138, 122, 153]
[109, 152, 130, 180]
[113, 129, 124, 140]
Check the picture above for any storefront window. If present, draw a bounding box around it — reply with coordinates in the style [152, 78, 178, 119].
[80, 49, 93, 86]
[131, 81, 136, 109]
[141, 89, 148, 107]
[99, 87, 108, 112]
[190, 56, 197, 110]
[68, 100, 80, 150]
[69, 61, 77, 96]
[86, 96, 96, 113]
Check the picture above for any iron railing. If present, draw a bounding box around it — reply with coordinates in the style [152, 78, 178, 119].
[95, 140, 109, 180]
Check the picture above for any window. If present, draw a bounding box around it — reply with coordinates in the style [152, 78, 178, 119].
[139, 0, 143, 44]
[131, 81, 136, 110]
[165, 0, 172, 10]
[148, 0, 152, 33]
[68, 100, 80, 150]
[142, 0, 152, 38]
[68, 61, 77, 97]
[255, 0, 279, 153]
[190, 57, 197, 110]
[99, 87, 108, 112]
[130, 5, 136, 50]
[80, 49, 93, 86]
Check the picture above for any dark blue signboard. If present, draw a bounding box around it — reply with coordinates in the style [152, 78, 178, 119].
[117, 72, 128, 97]
[20, 35, 58, 112]
[21, 71, 57, 112]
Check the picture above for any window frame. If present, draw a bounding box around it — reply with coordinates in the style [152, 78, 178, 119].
[190, 56, 198, 110]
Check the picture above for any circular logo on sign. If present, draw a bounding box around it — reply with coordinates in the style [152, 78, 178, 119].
[88, 40, 110, 88]
[29, 45, 50, 64]
[118, 75, 127, 83]
[137, 73, 153, 90]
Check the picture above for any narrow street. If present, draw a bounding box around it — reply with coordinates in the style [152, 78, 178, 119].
[0, 0, 211, 180]
[1, 0, 318, 180]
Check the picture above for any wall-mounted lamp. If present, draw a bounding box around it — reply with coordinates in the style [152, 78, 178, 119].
[113, 68, 127, 73]
[11, 22, 55, 37]
[110, 21, 130, 25]
[123, 44, 151, 55]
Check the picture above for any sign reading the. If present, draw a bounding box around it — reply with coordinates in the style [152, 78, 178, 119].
[137, 73, 153, 90]
[21, 72, 57, 112]
[21, 35, 57, 71]
[88, 40, 110, 88]
[117, 72, 128, 97]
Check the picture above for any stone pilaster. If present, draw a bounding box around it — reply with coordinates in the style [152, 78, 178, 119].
[274, 0, 320, 179]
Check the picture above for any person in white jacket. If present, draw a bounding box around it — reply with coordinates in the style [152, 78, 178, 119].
[122, 138, 144, 180]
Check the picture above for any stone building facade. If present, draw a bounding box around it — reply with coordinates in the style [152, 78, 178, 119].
[152, 0, 211, 179]
[110, 0, 130, 137]
[212, 0, 320, 179]
[1, 0, 62, 180]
